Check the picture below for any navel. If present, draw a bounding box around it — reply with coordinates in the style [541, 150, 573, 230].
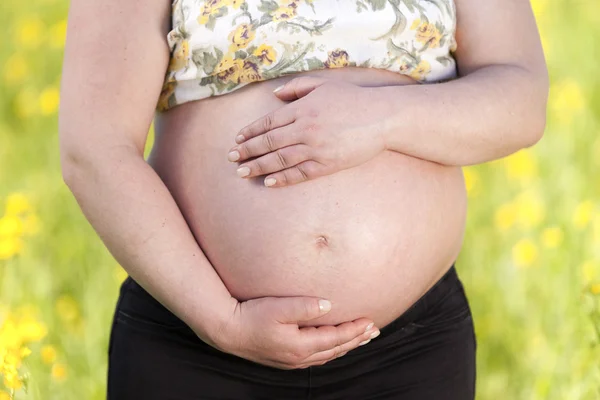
[315, 235, 329, 248]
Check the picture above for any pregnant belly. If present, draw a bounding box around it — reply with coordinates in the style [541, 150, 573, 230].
[150, 67, 468, 329]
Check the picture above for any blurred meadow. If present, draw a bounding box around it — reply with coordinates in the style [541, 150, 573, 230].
[1, 0, 599, 398]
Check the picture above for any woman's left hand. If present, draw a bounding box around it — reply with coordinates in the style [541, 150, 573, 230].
[227, 77, 387, 188]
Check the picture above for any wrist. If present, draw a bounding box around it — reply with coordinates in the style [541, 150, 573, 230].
[190, 295, 239, 350]
[363, 85, 401, 153]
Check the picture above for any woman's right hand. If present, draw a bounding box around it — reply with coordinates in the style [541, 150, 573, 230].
[211, 297, 380, 370]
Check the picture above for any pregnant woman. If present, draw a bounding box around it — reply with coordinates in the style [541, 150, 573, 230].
[59, 0, 548, 398]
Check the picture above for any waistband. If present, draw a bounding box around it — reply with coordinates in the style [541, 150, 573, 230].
[122, 262, 461, 345]
[376, 263, 460, 339]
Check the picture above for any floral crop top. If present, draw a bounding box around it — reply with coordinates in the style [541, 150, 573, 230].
[157, 0, 458, 111]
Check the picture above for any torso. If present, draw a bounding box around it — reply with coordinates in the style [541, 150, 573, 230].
[150, 66, 467, 330]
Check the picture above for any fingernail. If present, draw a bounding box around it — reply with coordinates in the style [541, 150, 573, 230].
[369, 330, 380, 340]
[264, 177, 277, 187]
[273, 84, 284, 93]
[237, 166, 250, 177]
[337, 351, 348, 358]
[365, 323, 374, 333]
[235, 134, 245, 144]
[318, 299, 331, 313]
[359, 339, 371, 346]
[228, 150, 240, 162]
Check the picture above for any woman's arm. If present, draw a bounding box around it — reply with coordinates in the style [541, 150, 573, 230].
[373, 0, 549, 166]
[59, 0, 236, 346]
[60, 0, 377, 368]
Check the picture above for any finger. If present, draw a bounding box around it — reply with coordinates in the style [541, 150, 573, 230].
[299, 317, 376, 354]
[231, 125, 300, 162]
[301, 327, 381, 366]
[272, 76, 330, 102]
[269, 297, 333, 324]
[236, 145, 312, 179]
[235, 107, 296, 144]
[263, 160, 327, 187]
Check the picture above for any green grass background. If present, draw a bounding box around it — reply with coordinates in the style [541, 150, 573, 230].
[1, 0, 599, 398]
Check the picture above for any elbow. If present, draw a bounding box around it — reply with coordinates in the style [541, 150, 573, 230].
[520, 73, 549, 149]
[60, 144, 89, 191]
[521, 105, 547, 148]
[59, 129, 99, 190]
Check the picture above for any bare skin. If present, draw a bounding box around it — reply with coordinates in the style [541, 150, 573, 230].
[59, 0, 547, 370]
[151, 68, 466, 334]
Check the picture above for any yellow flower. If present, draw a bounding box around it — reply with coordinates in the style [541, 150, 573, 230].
[19, 347, 31, 358]
[414, 23, 442, 48]
[324, 49, 351, 69]
[0, 237, 24, 260]
[253, 44, 277, 65]
[573, 200, 595, 229]
[168, 40, 190, 72]
[157, 81, 177, 112]
[0, 320, 22, 349]
[271, 6, 297, 22]
[591, 283, 600, 295]
[228, 23, 256, 53]
[512, 238, 538, 268]
[197, 0, 228, 25]
[3, 53, 29, 85]
[17, 316, 48, 342]
[39, 87, 60, 116]
[504, 149, 538, 183]
[541, 226, 563, 248]
[238, 60, 262, 83]
[0, 215, 23, 237]
[494, 203, 517, 232]
[410, 18, 421, 30]
[51, 363, 68, 382]
[41, 345, 57, 365]
[409, 60, 431, 81]
[16, 17, 44, 48]
[214, 54, 244, 84]
[0, 390, 12, 400]
[5, 193, 32, 216]
[3, 373, 22, 390]
[55, 295, 80, 323]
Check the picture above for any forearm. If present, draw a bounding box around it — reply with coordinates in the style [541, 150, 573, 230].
[62, 147, 235, 346]
[371, 64, 548, 166]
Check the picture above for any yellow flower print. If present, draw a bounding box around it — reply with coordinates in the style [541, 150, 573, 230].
[409, 60, 431, 80]
[397, 60, 411, 74]
[197, 0, 228, 25]
[169, 39, 190, 72]
[272, 6, 297, 22]
[228, 23, 256, 53]
[415, 22, 442, 48]
[239, 60, 263, 83]
[253, 44, 277, 65]
[410, 18, 421, 30]
[157, 81, 177, 112]
[214, 54, 244, 84]
[324, 49, 350, 69]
